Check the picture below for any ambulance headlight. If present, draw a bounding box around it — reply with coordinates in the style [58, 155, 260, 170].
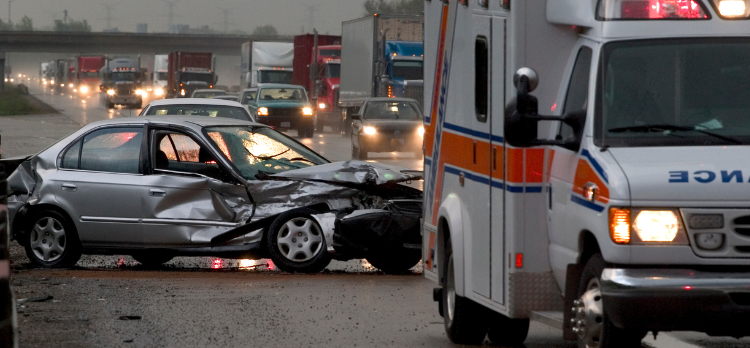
[609, 208, 689, 245]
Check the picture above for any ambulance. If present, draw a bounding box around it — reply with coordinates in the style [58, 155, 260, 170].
[422, 0, 750, 346]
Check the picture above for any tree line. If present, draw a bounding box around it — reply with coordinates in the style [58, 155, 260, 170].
[0, 16, 91, 32]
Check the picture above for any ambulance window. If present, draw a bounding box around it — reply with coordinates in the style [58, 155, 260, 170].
[560, 47, 593, 144]
[475, 37, 489, 123]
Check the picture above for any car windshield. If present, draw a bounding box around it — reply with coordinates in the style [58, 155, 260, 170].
[392, 61, 423, 80]
[241, 90, 256, 104]
[258, 71, 293, 84]
[146, 105, 251, 121]
[193, 90, 226, 98]
[364, 101, 421, 120]
[111, 72, 137, 82]
[320, 48, 341, 57]
[597, 39, 750, 147]
[205, 126, 328, 179]
[326, 63, 341, 78]
[181, 72, 212, 83]
[258, 88, 307, 101]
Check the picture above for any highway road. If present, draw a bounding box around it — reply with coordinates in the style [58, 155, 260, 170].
[2, 83, 748, 347]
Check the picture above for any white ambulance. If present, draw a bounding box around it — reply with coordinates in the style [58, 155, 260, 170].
[422, 0, 750, 346]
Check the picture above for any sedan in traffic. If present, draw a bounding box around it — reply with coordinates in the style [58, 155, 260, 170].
[2, 116, 422, 274]
[140, 98, 255, 122]
[350, 98, 424, 159]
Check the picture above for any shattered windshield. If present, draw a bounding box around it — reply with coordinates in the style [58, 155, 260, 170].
[204, 126, 328, 180]
[597, 38, 750, 147]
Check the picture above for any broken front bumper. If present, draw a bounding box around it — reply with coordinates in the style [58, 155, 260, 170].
[601, 268, 750, 336]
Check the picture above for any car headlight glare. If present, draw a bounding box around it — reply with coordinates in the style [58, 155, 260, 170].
[633, 210, 680, 242]
[154, 88, 164, 96]
[418, 126, 425, 137]
[364, 126, 377, 135]
[318, 103, 327, 110]
[107, 89, 115, 96]
[303, 107, 314, 116]
[79, 85, 89, 94]
[258, 107, 269, 116]
[136, 89, 145, 96]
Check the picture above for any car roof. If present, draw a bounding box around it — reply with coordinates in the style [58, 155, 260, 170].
[86, 115, 263, 130]
[242, 88, 257, 92]
[257, 83, 305, 89]
[145, 98, 245, 108]
[193, 89, 226, 93]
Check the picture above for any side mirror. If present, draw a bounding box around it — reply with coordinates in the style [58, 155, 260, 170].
[351, 114, 361, 121]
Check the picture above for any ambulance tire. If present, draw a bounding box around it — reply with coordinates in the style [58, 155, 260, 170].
[577, 254, 647, 348]
[365, 248, 421, 274]
[487, 315, 530, 346]
[442, 238, 488, 345]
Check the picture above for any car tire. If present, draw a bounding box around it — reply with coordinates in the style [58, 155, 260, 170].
[574, 254, 647, 348]
[265, 209, 331, 274]
[365, 248, 421, 274]
[24, 210, 82, 268]
[442, 236, 488, 344]
[132, 253, 174, 268]
[487, 314, 530, 346]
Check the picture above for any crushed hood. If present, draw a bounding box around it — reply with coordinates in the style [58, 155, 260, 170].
[609, 147, 750, 202]
[269, 160, 422, 187]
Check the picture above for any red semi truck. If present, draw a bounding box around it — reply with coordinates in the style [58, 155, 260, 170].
[167, 52, 217, 98]
[292, 33, 342, 132]
[75, 56, 105, 96]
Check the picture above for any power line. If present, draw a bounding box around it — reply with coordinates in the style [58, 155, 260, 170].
[162, 0, 179, 29]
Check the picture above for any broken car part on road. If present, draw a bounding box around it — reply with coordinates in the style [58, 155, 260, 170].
[2, 116, 423, 274]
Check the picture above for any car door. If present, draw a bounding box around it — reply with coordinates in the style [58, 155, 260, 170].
[52, 126, 146, 246]
[140, 127, 250, 247]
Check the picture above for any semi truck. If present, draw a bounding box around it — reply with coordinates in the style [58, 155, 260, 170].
[50, 59, 73, 92]
[292, 32, 342, 132]
[167, 52, 216, 98]
[339, 15, 424, 134]
[152, 54, 168, 98]
[74, 56, 105, 96]
[39, 62, 49, 85]
[423, 0, 750, 347]
[100, 57, 145, 109]
[241, 41, 294, 88]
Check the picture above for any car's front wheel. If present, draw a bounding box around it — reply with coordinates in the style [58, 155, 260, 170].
[265, 209, 331, 273]
[24, 210, 82, 268]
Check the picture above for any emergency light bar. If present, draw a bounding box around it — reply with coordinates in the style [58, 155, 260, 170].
[597, 0, 709, 20]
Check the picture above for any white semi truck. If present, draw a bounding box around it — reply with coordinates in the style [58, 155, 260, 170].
[240, 41, 294, 88]
[423, 0, 750, 347]
[152, 54, 168, 98]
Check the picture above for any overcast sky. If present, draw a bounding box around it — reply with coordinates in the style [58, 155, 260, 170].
[9, 0, 367, 35]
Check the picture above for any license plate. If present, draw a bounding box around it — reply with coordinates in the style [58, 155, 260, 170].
[281, 122, 291, 127]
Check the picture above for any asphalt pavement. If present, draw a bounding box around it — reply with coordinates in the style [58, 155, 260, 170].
[2, 83, 749, 347]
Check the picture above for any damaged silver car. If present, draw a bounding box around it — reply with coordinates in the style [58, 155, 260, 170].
[1, 116, 423, 273]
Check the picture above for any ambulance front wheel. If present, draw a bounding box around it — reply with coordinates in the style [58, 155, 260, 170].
[487, 314, 530, 346]
[574, 253, 646, 348]
[442, 236, 489, 344]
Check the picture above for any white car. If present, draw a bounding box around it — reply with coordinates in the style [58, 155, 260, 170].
[191, 89, 228, 99]
[140, 98, 256, 122]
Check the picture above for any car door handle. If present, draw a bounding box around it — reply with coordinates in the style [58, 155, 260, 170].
[149, 189, 167, 197]
[61, 183, 77, 191]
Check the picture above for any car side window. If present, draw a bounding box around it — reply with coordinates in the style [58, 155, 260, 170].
[153, 130, 227, 180]
[61, 139, 82, 169]
[77, 127, 144, 174]
[559, 46, 593, 142]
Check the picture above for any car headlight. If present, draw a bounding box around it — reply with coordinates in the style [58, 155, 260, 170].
[418, 126, 425, 137]
[79, 85, 89, 94]
[609, 208, 689, 245]
[258, 107, 269, 116]
[107, 89, 115, 96]
[363, 126, 377, 135]
[303, 107, 314, 116]
[69, 83, 74, 88]
[136, 89, 145, 96]
[154, 88, 164, 96]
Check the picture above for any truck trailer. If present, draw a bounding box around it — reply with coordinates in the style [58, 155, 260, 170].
[167, 52, 216, 98]
[241, 41, 294, 89]
[292, 33, 342, 132]
[423, 0, 750, 347]
[339, 15, 424, 134]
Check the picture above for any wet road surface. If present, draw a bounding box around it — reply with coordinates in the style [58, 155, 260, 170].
[5, 83, 749, 347]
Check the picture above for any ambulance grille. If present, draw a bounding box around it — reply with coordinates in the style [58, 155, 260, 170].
[681, 209, 750, 258]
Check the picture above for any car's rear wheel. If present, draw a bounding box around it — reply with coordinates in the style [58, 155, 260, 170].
[24, 210, 82, 268]
[265, 209, 331, 273]
[132, 253, 174, 267]
[443, 236, 488, 344]
[366, 248, 421, 274]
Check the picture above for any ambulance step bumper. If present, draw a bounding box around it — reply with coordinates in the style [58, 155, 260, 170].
[601, 268, 750, 336]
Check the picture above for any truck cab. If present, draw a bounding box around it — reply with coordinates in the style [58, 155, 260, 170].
[75, 56, 105, 96]
[423, 0, 750, 346]
[100, 58, 145, 109]
[384, 41, 423, 105]
[313, 45, 342, 131]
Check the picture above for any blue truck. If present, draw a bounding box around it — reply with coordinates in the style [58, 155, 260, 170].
[339, 15, 424, 134]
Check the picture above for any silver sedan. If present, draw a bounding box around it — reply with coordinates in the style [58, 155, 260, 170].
[3, 116, 423, 273]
